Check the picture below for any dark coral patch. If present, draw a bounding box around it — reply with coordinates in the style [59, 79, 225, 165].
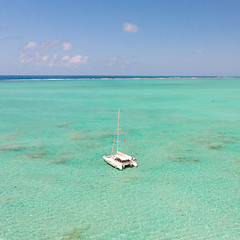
[26, 150, 48, 159]
[55, 121, 76, 128]
[173, 156, 201, 163]
[0, 144, 30, 153]
[62, 226, 90, 240]
[51, 158, 70, 164]
[207, 145, 224, 150]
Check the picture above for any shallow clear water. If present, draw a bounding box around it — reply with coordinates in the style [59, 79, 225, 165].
[0, 77, 240, 239]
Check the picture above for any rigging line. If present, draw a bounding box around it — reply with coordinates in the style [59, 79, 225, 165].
[111, 122, 118, 155]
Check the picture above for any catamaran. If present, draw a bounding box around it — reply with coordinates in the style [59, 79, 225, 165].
[103, 109, 137, 170]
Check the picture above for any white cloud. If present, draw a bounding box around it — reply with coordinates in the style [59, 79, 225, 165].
[123, 23, 139, 32]
[62, 55, 70, 61]
[19, 53, 28, 63]
[42, 56, 48, 61]
[62, 55, 88, 66]
[24, 41, 37, 50]
[22, 40, 59, 54]
[62, 42, 72, 51]
[69, 55, 88, 64]
[20, 39, 88, 67]
[106, 55, 134, 67]
[40, 39, 59, 51]
[69, 55, 82, 64]
[47, 54, 58, 66]
[20, 53, 88, 66]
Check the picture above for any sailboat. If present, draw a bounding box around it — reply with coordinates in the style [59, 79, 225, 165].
[103, 109, 137, 170]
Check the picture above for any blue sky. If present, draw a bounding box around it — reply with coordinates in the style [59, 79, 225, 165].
[0, 0, 239, 75]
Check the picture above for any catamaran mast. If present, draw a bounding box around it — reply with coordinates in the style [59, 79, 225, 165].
[117, 108, 120, 152]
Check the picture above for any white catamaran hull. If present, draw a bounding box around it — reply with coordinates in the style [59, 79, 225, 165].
[103, 155, 137, 171]
[103, 156, 123, 170]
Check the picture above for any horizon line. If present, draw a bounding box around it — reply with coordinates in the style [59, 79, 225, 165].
[1, 74, 240, 77]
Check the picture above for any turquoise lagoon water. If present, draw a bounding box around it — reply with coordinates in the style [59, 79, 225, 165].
[0, 77, 240, 239]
